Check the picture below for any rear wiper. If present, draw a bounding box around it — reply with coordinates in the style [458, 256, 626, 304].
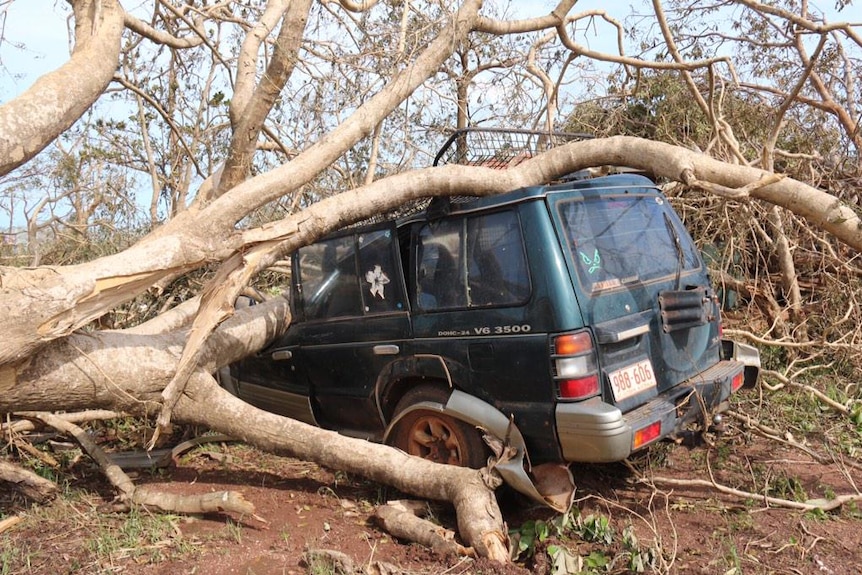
[663, 212, 685, 290]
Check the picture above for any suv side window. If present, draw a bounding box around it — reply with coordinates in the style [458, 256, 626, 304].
[417, 210, 530, 310]
[297, 227, 405, 321]
[298, 235, 362, 320]
[358, 228, 404, 314]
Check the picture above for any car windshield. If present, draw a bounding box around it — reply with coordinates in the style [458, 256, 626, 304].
[558, 194, 700, 293]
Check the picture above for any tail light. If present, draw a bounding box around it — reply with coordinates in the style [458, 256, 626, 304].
[633, 421, 662, 449]
[731, 371, 744, 392]
[552, 331, 600, 400]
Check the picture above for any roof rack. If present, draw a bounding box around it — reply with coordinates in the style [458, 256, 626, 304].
[433, 127, 593, 168]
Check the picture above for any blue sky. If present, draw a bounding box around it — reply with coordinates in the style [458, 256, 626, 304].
[0, 0, 71, 102]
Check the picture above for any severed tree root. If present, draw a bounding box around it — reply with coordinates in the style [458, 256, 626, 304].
[375, 500, 474, 557]
[19, 412, 264, 521]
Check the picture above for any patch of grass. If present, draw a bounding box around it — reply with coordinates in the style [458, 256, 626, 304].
[725, 509, 755, 533]
[724, 539, 743, 574]
[766, 473, 808, 502]
[225, 518, 243, 544]
[87, 508, 181, 564]
[1, 545, 31, 575]
[3, 492, 194, 574]
[710, 528, 744, 574]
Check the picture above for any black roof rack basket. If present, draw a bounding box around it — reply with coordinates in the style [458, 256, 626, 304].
[432, 127, 592, 168]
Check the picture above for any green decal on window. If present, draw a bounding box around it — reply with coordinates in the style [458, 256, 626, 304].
[579, 249, 601, 274]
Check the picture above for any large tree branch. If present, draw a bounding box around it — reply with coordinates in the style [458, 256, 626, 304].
[150, 0, 486, 434]
[173, 377, 509, 561]
[122, 11, 205, 48]
[473, 0, 575, 34]
[0, 297, 290, 412]
[204, 0, 485, 226]
[0, 0, 125, 176]
[0, 297, 508, 561]
[2, 136, 860, 368]
[732, 0, 862, 48]
[213, 0, 314, 198]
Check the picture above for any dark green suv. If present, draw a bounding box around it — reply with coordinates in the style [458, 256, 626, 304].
[225, 129, 760, 509]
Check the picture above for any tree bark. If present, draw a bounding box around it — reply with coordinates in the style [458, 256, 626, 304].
[0, 0, 125, 176]
[0, 460, 58, 503]
[0, 298, 509, 560]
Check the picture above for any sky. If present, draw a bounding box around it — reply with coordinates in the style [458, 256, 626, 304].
[0, 0, 854, 231]
[0, 0, 71, 102]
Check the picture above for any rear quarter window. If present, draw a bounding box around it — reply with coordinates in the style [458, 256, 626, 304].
[296, 227, 405, 320]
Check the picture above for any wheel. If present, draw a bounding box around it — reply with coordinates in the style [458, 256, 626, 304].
[388, 386, 488, 468]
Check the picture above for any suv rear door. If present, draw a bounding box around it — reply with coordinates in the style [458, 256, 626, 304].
[549, 180, 720, 413]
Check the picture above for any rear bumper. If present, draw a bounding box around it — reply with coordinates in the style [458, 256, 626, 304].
[555, 358, 747, 462]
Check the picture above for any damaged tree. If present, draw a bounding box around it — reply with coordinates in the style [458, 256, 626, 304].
[1, 0, 861, 562]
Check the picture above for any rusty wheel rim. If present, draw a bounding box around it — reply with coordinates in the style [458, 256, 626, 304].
[405, 414, 463, 466]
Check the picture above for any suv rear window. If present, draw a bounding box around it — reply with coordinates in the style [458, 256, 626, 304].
[416, 210, 530, 310]
[558, 194, 700, 292]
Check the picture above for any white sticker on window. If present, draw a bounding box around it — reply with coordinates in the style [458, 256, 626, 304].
[365, 265, 390, 299]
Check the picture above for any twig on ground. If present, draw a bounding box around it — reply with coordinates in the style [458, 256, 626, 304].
[17, 412, 266, 522]
[727, 409, 862, 472]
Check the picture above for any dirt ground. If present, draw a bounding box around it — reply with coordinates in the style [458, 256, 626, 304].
[2, 423, 861, 575]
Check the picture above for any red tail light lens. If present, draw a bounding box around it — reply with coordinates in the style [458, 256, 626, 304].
[633, 421, 661, 449]
[553, 331, 600, 401]
[559, 375, 600, 399]
[731, 371, 744, 392]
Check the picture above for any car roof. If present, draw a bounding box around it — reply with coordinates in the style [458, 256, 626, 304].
[396, 173, 660, 227]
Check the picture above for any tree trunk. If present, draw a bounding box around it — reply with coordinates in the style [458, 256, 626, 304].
[0, 299, 510, 560]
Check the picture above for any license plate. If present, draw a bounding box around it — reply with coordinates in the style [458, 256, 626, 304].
[608, 359, 656, 401]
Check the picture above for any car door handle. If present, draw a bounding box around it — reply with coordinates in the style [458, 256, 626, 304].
[373, 344, 400, 356]
[271, 350, 293, 361]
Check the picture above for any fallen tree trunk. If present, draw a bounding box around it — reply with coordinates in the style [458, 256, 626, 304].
[0, 299, 510, 561]
[172, 372, 510, 561]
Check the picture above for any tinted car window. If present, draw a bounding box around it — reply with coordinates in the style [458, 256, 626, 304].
[358, 228, 405, 314]
[417, 219, 463, 309]
[298, 236, 361, 320]
[417, 210, 529, 310]
[558, 194, 700, 292]
[297, 228, 404, 321]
